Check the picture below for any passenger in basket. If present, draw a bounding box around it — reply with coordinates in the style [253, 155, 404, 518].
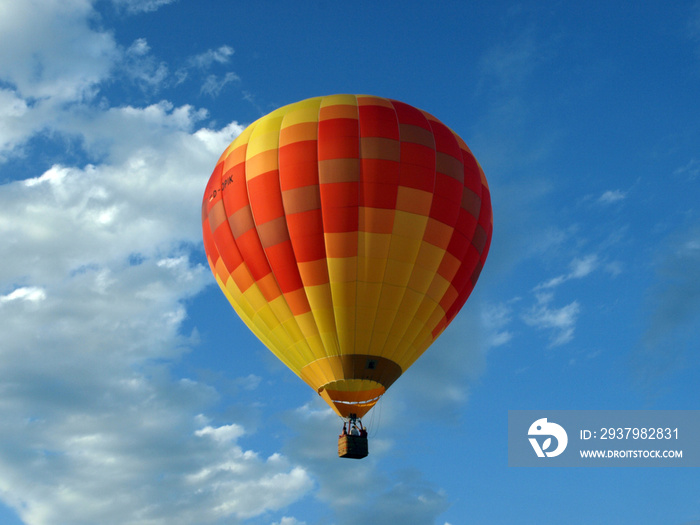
[358, 420, 368, 438]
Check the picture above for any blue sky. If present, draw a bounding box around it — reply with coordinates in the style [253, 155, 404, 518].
[1, 1, 699, 524]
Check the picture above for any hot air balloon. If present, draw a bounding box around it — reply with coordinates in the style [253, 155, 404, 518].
[202, 94, 492, 458]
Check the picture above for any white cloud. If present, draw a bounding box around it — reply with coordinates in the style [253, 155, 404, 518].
[232, 373, 262, 391]
[0, 87, 309, 522]
[0, 88, 31, 158]
[535, 254, 599, 291]
[0, 286, 46, 304]
[174, 46, 237, 87]
[123, 38, 170, 90]
[0, 105, 242, 285]
[272, 517, 307, 525]
[604, 260, 624, 277]
[0, 3, 308, 519]
[110, 0, 177, 14]
[189, 46, 235, 69]
[598, 189, 626, 204]
[0, 2, 241, 164]
[673, 158, 699, 180]
[0, 250, 313, 524]
[201, 72, 240, 97]
[482, 301, 516, 347]
[0, 1, 120, 160]
[195, 423, 245, 443]
[570, 254, 598, 278]
[0, 0, 117, 102]
[522, 295, 580, 347]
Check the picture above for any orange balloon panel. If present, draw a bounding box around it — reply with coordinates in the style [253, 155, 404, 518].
[202, 95, 492, 417]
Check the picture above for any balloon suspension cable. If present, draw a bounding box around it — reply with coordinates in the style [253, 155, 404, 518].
[340, 413, 367, 435]
[339, 404, 381, 438]
[367, 395, 382, 438]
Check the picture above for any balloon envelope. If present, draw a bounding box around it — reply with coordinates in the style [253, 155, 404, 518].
[202, 95, 492, 417]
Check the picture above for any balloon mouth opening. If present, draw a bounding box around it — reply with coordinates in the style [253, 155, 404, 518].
[299, 355, 403, 417]
[319, 380, 386, 418]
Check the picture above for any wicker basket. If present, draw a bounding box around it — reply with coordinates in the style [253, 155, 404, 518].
[338, 434, 369, 459]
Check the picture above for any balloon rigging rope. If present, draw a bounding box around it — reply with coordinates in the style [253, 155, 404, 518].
[367, 394, 382, 439]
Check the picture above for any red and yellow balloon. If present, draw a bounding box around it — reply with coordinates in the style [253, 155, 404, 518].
[202, 95, 492, 418]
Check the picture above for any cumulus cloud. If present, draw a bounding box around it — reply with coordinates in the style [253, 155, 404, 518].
[0, 1, 119, 159]
[195, 423, 246, 443]
[0, 0, 118, 102]
[0, 286, 47, 304]
[0, 107, 309, 522]
[0, 1, 240, 164]
[1, 105, 242, 285]
[0, 88, 32, 158]
[0, 82, 299, 525]
[0, 247, 313, 523]
[0, 2, 314, 522]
